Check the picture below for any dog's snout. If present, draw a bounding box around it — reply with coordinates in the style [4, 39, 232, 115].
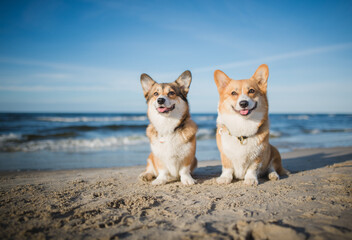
[239, 100, 249, 108]
[157, 97, 166, 105]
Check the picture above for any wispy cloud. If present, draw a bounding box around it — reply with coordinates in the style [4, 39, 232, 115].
[0, 85, 114, 92]
[0, 57, 139, 90]
[0, 57, 129, 75]
[34, 73, 72, 79]
[1, 42, 351, 93]
[193, 42, 352, 73]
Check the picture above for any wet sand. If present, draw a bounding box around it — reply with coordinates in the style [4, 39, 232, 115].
[1, 147, 352, 239]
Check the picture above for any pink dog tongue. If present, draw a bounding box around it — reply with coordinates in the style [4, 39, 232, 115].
[240, 109, 249, 115]
[158, 107, 168, 113]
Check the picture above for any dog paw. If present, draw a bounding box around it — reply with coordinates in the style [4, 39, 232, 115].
[181, 175, 196, 185]
[216, 177, 232, 184]
[268, 171, 279, 181]
[139, 172, 155, 182]
[152, 178, 167, 185]
[244, 177, 258, 186]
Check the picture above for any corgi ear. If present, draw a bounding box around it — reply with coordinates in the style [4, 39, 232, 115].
[214, 70, 231, 93]
[252, 64, 269, 92]
[140, 73, 156, 96]
[175, 70, 192, 96]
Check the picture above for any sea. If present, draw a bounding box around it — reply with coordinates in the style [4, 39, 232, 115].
[0, 113, 351, 171]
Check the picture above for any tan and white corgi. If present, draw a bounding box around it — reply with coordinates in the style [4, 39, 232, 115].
[139, 70, 198, 185]
[214, 64, 287, 186]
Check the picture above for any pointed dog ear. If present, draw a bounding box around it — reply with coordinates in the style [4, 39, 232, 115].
[140, 73, 156, 96]
[175, 70, 192, 96]
[214, 70, 231, 93]
[252, 64, 269, 93]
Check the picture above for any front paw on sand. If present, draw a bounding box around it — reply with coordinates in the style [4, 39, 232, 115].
[244, 177, 258, 186]
[216, 177, 232, 184]
[181, 176, 196, 185]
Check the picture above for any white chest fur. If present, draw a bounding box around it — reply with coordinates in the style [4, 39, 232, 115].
[148, 105, 192, 177]
[151, 132, 192, 177]
[217, 112, 264, 179]
[220, 132, 263, 179]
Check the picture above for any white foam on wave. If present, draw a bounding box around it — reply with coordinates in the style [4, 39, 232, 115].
[309, 129, 321, 134]
[269, 130, 282, 138]
[0, 135, 149, 152]
[287, 115, 310, 120]
[196, 128, 215, 140]
[37, 116, 147, 122]
[193, 116, 216, 121]
[0, 133, 20, 142]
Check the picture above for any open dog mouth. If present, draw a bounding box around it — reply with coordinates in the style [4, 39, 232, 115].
[232, 102, 257, 116]
[157, 104, 175, 113]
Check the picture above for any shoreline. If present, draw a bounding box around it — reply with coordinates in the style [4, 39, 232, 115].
[1, 146, 352, 173]
[1, 146, 352, 239]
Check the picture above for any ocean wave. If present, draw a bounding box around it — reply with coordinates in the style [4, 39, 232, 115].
[0, 133, 21, 142]
[24, 132, 78, 141]
[269, 130, 282, 138]
[304, 128, 352, 134]
[196, 128, 216, 140]
[287, 115, 310, 120]
[193, 116, 216, 121]
[324, 128, 352, 133]
[0, 135, 149, 152]
[36, 116, 147, 122]
[306, 129, 321, 134]
[53, 124, 149, 132]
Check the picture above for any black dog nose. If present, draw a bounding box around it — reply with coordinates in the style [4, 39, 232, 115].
[239, 100, 249, 108]
[157, 97, 165, 104]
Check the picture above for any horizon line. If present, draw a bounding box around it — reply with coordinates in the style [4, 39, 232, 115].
[0, 111, 350, 115]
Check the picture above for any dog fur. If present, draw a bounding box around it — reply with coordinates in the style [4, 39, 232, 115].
[214, 64, 287, 186]
[139, 70, 197, 185]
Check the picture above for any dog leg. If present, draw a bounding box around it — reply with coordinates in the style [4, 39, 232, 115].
[244, 163, 259, 186]
[179, 165, 196, 185]
[152, 169, 169, 185]
[217, 168, 234, 184]
[268, 166, 279, 181]
[217, 147, 234, 184]
[139, 158, 156, 182]
[270, 145, 289, 176]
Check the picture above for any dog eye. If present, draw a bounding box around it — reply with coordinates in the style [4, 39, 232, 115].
[249, 89, 255, 94]
[154, 92, 159, 96]
[168, 91, 175, 96]
[231, 91, 238, 96]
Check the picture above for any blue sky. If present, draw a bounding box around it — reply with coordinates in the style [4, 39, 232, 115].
[0, 0, 351, 113]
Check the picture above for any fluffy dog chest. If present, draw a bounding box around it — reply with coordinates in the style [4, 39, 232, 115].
[151, 132, 192, 177]
[220, 130, 263, 179]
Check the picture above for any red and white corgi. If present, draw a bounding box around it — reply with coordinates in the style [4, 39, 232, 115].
[214, 64, 287, 186]
[139, 70, 198, 185]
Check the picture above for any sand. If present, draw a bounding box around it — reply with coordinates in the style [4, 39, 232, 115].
[0, 147, 352, 240]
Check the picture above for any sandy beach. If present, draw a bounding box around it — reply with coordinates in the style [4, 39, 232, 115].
[1, 147, 351, 240]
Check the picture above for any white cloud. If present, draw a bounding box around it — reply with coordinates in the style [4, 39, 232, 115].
[1, 42, 351, 94]
[193, 42, 352, 73]
[34, 73, 72, 79]
[0, 56, 135, 79]
[0, 85, 114, 92]
[0, 56, 140, 91]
